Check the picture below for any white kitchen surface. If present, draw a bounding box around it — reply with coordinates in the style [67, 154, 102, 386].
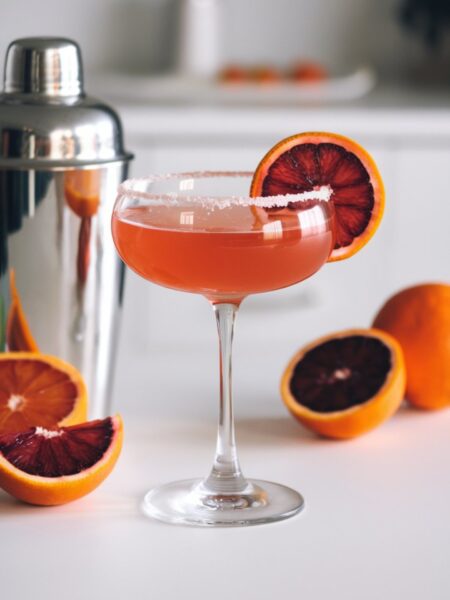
[2, 86, 450, 599]
[2, 336, 450, 599]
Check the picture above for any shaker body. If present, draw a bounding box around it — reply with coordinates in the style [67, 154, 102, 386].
[0, 162, 128, 417]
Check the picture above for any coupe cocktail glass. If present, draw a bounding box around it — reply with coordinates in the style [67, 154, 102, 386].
[112, 172, 335, 526]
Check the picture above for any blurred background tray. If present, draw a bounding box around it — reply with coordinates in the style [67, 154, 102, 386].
[96, 67, 376, 106]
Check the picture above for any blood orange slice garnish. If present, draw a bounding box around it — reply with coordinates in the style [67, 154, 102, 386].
[281, 329, 405, 439]
[0, 353, 87, 434]
[250, 132, 385, 261]
[0, 415, 123, 505]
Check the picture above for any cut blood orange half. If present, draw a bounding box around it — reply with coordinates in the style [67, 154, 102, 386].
[281, 329, 405, 439]
[0, 353, 87, 434]
[250, 132, 385, 261]
[0, 415, 123, 505]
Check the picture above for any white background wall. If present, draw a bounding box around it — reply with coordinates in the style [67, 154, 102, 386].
[0, 0, 429, 80]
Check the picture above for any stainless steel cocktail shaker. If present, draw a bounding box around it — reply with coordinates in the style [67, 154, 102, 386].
[0, 38, 133, 417]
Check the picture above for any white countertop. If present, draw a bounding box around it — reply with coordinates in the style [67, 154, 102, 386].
[2, 297, 450, 599]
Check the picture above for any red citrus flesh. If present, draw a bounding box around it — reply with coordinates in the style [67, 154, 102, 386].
[0, 354, 87, 434]
[281, 329, 406, 439]
[289, 335, 392, 413]
[250, 132, 385, 261]
[0, 415, 123, 505]
[0, 418, 114, 477]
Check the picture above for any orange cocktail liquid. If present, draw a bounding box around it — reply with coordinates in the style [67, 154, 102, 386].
[112, 204, 334, 303]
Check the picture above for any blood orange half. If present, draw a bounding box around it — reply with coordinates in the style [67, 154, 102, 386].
[0, 353, 87, 434]
[281, 329, 405, 439]
[250, 132, 385, 261]
[0, 415, 123, 505]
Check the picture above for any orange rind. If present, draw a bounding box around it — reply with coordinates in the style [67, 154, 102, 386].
[373, 283, 450, 410]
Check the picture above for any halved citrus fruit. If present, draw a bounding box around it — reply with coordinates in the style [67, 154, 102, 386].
[250, 132, 385, 261]
[0, 415, 123, 505]
[373, 283, 450, 410]
[6, 269, 39, 352]
[281, 329, 406, 439]
[0, 353, 87, 434]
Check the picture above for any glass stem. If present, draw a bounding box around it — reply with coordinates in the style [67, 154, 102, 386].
[204, 302, 247, 495]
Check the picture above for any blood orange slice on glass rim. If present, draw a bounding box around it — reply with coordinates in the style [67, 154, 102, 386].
[0, 415, 123, 505]
[250, 132, 385, 261]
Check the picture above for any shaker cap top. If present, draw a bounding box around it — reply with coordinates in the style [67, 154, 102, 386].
[0, 37, 133, 168]
[4, 37, 83, 97]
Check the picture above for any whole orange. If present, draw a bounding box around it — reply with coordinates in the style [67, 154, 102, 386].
[373, 283, 450, 410]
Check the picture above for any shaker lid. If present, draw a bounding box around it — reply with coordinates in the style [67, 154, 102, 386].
[0, 37, 133, 168]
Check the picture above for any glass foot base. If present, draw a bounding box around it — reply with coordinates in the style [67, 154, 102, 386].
[142, 478, 305, 527]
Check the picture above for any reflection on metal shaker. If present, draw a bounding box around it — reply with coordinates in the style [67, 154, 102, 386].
[0, 38, 133, 417]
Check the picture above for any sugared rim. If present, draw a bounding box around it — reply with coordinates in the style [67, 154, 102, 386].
[117, 171, 333, 209]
